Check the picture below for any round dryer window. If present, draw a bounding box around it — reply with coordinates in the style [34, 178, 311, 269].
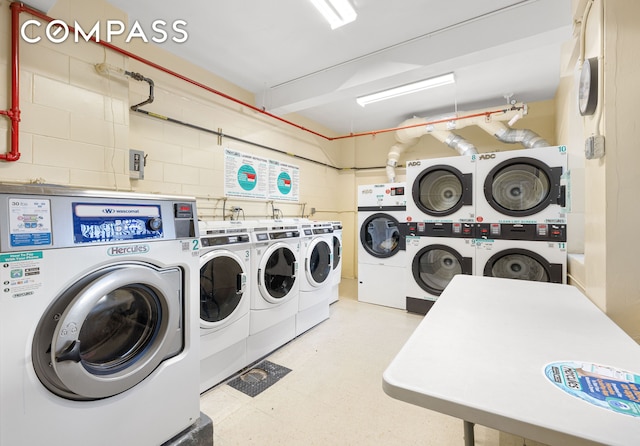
[413, 166, 471, 216]
[412, 245, 469, 296]
[360, 214, 401, 258]
[32, 263, 182, 401]
[484, 158, 560, 216]
[483, 248, 562, 283]
[200, 253, 246, 324]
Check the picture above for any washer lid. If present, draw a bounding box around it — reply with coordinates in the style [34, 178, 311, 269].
[200, 250, 247, 326]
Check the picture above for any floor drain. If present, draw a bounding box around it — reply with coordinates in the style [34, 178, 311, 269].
[240, 368, 268, 383]
[227, 360, 292, 397]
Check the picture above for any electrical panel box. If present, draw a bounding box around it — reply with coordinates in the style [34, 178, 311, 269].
[129, 149, 145, 180]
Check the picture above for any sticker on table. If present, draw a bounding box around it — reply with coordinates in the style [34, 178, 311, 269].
[544, 361, 640, 417]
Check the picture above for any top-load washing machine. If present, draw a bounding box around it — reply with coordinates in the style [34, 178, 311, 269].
[328, 220, 343, 304]
[0, 184, 200, 446]
[357, 183, 407, 310]
[198, 220, 253, 393]
[246, 220, 301, 364]
[296, 220, 333, 335]
[475, 145, 567, 225]
[406, 155, 475, 224]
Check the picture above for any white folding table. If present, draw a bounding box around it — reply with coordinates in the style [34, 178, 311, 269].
[383, 275, 640, 446]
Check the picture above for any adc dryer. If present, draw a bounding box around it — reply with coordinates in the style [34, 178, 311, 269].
[357, 183, 407, 310]
[405, 221, 475, 315]
[198, 220, 253, 393]
[406, 155, 475, 224]
[0, 184, 201, 446]
[475, 222, 567, 284]
[475, 146, 567, 225]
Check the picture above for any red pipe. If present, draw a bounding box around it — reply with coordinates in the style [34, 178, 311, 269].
[0, 2, 22, 161]
[1, 4, 524, 162]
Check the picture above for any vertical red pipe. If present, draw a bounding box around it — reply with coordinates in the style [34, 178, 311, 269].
[0, 2, 21, 161]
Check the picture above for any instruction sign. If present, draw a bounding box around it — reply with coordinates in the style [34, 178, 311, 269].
[224, 149, 269, 199]
[224, 149, 300, 202]
[8, 198, 52, 247]
[544, 361, 640, 417]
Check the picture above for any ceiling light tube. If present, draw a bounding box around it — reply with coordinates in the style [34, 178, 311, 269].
[311, 0, 357, 30]
[356, 73, 456, 107]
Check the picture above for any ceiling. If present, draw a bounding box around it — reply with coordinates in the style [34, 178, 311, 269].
[31, 0, 573, 135]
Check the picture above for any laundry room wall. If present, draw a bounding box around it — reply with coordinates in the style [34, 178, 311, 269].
[0, 0, 359, 276]
[556, 0, 640, 342]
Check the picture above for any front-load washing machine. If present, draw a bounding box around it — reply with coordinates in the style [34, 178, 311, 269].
[405, 221, 476, 315]
[0, 184, 200, 446]
[357, 183, 407, 310]
[406, 155, 475, 224]
[328, 220, 343, 304]
[475, 145, 568, 225]
[296, 220, 333, 336]
[475, 239, 567, 284]
[198, 221, 252, 393]
[246, 221, 300, 364]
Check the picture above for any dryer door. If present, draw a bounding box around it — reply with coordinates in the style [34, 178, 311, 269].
[482, 248, 563, 283]
[304, 238, 332, 288]
[200, 249, 248, 328]
[412, 244, 472, 296]
[412, 165, 472, 216]
[360, 213, 402, 259]
[257, 242, 298, 303]
[483, 157, 563, 217]
[32, 262, 182, 401]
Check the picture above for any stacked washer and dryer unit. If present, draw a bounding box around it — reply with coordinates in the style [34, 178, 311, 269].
[405, 145, 568, 314]
[357, 183, 407, 310]
[0, 184, 201, 446]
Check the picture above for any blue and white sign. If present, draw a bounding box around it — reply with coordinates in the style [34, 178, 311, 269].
[9, 198, 52, 247]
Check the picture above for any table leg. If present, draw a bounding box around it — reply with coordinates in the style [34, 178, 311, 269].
[463, 420, 475, 446]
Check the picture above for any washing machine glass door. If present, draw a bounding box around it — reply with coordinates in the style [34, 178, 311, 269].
[32, 263, 182, 401]
[483, 248, 561, 283]
[305, 238, 332, 287]
[332, 235, 342, 271]
[413, 165, 472, 216]
[360, 213, 401, 258]
[200, 250, 247, 327]
[258, 243, 297, 303]
[484, 158, 560, 217]
[412, 244, 471, 296]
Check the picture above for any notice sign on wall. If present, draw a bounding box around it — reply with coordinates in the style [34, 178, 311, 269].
[544, 361, 640, 417]
[224, 149, 300, 202]
[268, 159, 299, 202]
[224, 149, 269, 199]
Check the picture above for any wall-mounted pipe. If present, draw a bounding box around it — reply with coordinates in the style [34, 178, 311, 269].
[0, 2, 22, 162]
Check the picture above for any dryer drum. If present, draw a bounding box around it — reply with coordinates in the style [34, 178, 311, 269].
[412, 165, 472, 216]
[412, 245, 469, 296]
[485, 249, 550, 282]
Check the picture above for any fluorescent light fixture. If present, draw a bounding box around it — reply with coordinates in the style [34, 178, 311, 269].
[311, 0, 357, 30]
[356, 73, 456, 107]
